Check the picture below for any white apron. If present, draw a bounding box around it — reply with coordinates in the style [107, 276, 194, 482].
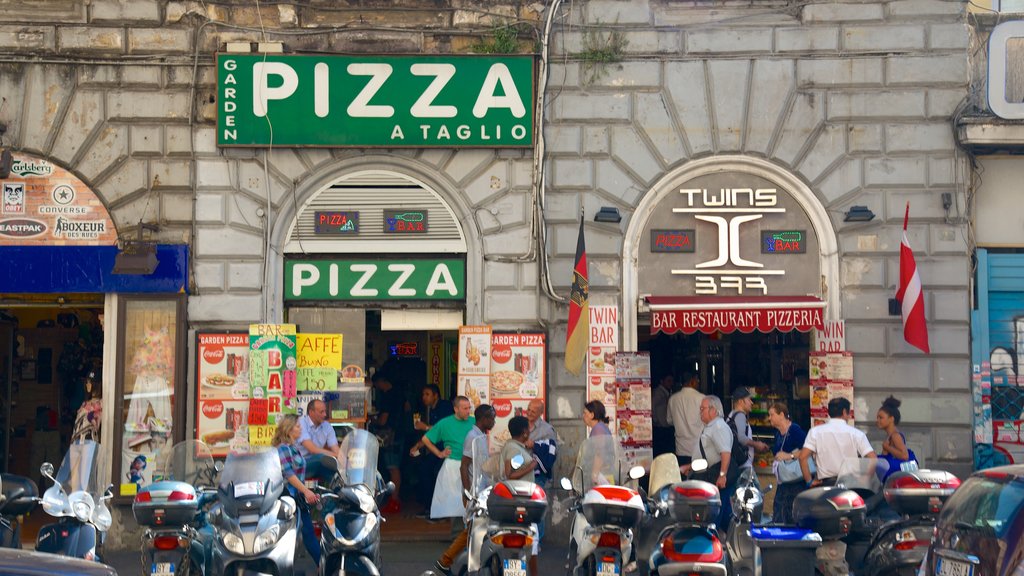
[430, 458, 466, 519]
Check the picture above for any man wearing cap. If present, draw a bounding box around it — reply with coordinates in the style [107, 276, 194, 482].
[728, 386, 770, 471]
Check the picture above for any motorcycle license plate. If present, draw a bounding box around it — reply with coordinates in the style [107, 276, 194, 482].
[597, 561, 620, 576]
[936, 558, 973, 576]
[151, 562, 174, 576]
[503, 559, 527, 576]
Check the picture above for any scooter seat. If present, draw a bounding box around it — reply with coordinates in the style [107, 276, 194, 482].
[0, 474, 39, 517]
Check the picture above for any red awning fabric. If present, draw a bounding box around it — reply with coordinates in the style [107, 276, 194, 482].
[647, 296, 826, 335]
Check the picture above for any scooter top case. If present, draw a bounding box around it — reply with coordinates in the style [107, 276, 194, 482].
[793, 487, 866, 539]
[582, 485, 645, 528]
[133, 481, 201, 527]
[882, 470, 960, 516]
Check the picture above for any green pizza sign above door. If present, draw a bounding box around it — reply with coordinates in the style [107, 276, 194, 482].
[218, 54, 535, 147]
[285, 259, 465, 301]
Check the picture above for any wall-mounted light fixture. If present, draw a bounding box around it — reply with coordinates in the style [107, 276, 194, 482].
[113, 223, 160, 275]
[594, 206, 622, 223]
[843, 205, 875, 223]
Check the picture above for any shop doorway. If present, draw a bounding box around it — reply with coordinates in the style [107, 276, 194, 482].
[638, 327, 812, 468]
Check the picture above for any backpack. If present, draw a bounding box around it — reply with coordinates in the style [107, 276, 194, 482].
[725, 411, 751, 469]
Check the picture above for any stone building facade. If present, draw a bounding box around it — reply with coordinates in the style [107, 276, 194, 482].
[0, 0, 972, 548]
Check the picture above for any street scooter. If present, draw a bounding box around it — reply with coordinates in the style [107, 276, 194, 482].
[724, 468, 771, 576]
[313, 429, 394, 576]
[0, 473, 40, 548]
[133, 440, 219, 576]
[561, 435, 646, 576]
[645, 457, 728, 576]
[208, 447, 298, 576]
[633, 453, 682, 576]
[36, 439, 114, 561]
[451, 435, 548, 576]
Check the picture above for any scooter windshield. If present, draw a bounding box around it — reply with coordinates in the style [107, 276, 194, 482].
[338, 429, 379, 490]
[468, 434, 498, 497]
[837, 457, 888, 494]
[573, 435, 624, 493]
[162, 440, 216, 488]
[55, 439, 102, 496]
[218, 448, 284, 517]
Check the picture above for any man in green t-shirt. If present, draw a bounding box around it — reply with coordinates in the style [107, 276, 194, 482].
[419, 396, 475, 519]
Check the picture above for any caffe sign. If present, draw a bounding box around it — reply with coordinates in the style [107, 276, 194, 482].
[0, 153, 117, 246]
[639, 172, 820, 297]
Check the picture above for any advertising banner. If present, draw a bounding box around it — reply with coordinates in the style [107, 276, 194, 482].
[457, 325, 492, 407]
[249, 324, 297, 428]
[488, 332, 546, 450]
[809, 351, 854, 426]
[217, 54, 535, 147]
[586, 306, 619, 425]
[615, 352, 653, 468]
[195, 332, 251, 456]
[285, 259, 465, 301]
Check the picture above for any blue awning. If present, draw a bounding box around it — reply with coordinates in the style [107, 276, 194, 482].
[0, 245, 189, 294]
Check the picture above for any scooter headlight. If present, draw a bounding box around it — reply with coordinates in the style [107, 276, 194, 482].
[69, 492, 95, 523]
[253, 524, 281, 554]
[221, 531, 244, 554]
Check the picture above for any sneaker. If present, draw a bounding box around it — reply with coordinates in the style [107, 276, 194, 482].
[433, 560, 452, 576]
[414, 510, 429, 519]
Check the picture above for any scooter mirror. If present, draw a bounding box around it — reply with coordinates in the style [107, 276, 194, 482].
[382, 481, 396, 500]
[40, 462, 54, 478]
[214, 461, 225, 473]
[628, 465, 646, 480]
[691, 459, 709, 472]
[510, 454, 525, 470]
[560, 477, 573, 491]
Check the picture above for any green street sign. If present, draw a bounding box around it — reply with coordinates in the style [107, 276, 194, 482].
[285, 259, 465, 300]
[218, 54, 535, 147]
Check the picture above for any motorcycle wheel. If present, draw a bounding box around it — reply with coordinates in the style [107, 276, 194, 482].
[487, 556, 503, 576]
[583, 555, 598, 576]
[177, 560, 200, 576]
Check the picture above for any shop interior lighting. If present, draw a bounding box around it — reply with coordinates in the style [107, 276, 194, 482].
[843, 206, 875, 223]
[594, 206, 622, 223]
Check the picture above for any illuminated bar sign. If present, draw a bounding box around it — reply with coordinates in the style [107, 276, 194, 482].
[650, 229, 695, 253]
[384, 209, 428, 234]
[761, 230, 806, 254]
[314, 211, 359, 235]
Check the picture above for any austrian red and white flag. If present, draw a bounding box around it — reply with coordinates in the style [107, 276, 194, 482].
[896, 202, 930, 354]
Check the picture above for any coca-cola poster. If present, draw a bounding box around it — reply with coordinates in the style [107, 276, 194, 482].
[488, 332, 547, 453]
[196, 332, 250, 456]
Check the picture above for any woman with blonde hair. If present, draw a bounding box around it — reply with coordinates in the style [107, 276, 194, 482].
[272, 413, 320, 564]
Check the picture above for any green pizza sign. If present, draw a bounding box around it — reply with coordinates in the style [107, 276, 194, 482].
[284, 259, 465, 301]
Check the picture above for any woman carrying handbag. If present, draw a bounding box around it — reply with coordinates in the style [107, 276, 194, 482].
[768, 402, 812, 524]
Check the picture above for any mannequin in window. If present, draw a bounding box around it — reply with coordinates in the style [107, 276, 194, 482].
[72, 371, 102, 443]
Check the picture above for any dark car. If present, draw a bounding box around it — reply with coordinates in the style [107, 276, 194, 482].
[921, 464, 1024, 576]
[0, 548, 117, 576]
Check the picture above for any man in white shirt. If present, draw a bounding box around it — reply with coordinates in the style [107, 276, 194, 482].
[669, 372, 705, 466]
[799, 397, 876, 486]
[652, 373, 675, 456]
[298, 399, 339, 459]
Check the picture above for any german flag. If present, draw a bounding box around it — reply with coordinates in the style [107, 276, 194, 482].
[565, 220, 589, 376]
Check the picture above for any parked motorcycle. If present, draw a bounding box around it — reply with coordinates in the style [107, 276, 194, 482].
[35, 439, 113, 561]
[0, 473, 40, 548]
[314, 429, 394, 576]
[852, 466, 960, 576]
[451, 434, 548, 576]
[208, 447, 298, 576]
[634, 453, 683, 576]
[644, 457, 728, 576]
[133, 440, 219, 576]
[560, 435, 646, 576]
[791, 460, 871, 576]
[724, 468, 771, 576]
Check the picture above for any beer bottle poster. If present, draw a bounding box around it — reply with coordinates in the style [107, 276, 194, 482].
[249, 324, 297, 428]
[488, 332, 547, 452]
[195, 332, 251, 457]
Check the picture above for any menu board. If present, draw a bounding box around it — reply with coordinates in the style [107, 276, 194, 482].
[809, 351, 854, 426]
[587, 306, 619, 428]
[489, 332, 547, 451]
[249, 324, 297, 428]
[195, 332, 251, 456]
[296, 333, 342, 398]
[457, 325, 492, 407]
[615, 351, 653, 468]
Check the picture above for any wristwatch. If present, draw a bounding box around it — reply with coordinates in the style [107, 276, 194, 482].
[718, 471, 726, 477]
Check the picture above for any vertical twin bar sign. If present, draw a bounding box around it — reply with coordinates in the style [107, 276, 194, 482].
[217, 54, 536, 147]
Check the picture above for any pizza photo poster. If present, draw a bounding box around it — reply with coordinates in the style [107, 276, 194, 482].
[457, 325, 492, 408]
[488, 332, 546, 451]
[614, 352, 653, 467]
[587, 305, 619, 430]
[196, 332, 251, 457]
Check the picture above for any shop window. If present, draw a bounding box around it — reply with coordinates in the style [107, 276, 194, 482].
[113, 296, 186, 500]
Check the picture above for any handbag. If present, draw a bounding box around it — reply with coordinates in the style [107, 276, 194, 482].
[774, 430, 815, 484]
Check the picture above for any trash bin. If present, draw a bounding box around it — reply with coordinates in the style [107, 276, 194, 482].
[751, 526, 821, 576]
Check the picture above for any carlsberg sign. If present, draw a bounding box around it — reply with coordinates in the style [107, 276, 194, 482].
[285, 259, 465, 301]
[218, 54, 535, 147]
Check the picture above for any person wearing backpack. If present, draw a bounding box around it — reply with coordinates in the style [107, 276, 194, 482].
[728, 387, 770, 472]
